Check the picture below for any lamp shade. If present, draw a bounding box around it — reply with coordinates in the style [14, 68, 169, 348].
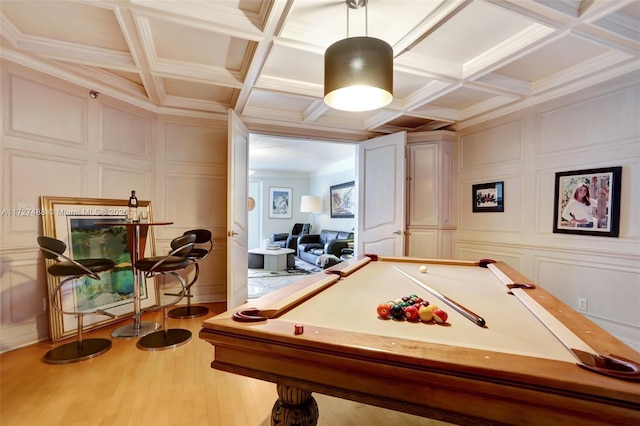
[300, 195, 321, 213]
[324, 36, 393, 112]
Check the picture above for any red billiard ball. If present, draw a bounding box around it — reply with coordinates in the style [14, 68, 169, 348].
[432, 308, 448, 324]
[404, 305, 420, 321]
[377, 303, 391, 318]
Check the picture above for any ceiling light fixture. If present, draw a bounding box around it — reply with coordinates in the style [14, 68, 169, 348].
[324, 0, 393, 112]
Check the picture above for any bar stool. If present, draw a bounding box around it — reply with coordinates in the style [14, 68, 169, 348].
[37, 236, 115, 365]
[134, 233, 195, 351]
[168, 229, 212, 319]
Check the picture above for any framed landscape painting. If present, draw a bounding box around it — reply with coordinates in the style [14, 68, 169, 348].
[40, 196, 158, 341]
[552, 167, 621, 237]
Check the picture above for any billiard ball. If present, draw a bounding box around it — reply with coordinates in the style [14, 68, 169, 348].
[377, 303, 391, 318]
[391, 304, 405, 320]
[418, 305, 433, 322]
[419, 265, 427, 273]
[432, 308, 448, 324]
[404, 305, 420, 321]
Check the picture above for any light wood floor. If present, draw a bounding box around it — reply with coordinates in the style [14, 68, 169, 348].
[0, 303, 446, 426]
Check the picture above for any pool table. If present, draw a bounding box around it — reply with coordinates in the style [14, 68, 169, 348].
[200, 256, 640, 425]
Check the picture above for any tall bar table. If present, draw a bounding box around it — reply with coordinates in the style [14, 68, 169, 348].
[95, 220, 173, 338]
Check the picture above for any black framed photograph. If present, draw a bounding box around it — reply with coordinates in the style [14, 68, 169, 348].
[553, 166, 621, 237]
[269, 187, 292, 218]
[330, 181, 355, 218]
[472, 181, 504, 212]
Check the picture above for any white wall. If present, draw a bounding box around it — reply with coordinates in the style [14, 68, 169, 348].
[0, 61, 228, 352]
[455, 71, 640, 350]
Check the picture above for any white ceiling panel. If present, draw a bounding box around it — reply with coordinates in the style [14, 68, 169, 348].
[1, 0, 638, 170]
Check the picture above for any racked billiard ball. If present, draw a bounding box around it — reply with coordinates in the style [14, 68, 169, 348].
[418, 306, 433, 322]
[391, 304, 405, 320]
[433, 308, 448, 324]
[377, 303, 391, 318]
[404, 306, 420, 321]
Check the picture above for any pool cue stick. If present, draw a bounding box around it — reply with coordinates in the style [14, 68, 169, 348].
[393, 267, 487, 327]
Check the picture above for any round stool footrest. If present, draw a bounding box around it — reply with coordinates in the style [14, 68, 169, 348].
[168, 305, 209, 319]
[136, 329, 192, 351]
[44, 338, 112, 365]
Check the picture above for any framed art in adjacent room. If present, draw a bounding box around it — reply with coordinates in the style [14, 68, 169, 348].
[553, 166, 621, 237]
[330, 181, 355, 218]
[269, 187, 292, 218]
[472, 181, 504, 212]
[40, 196, 158, 341]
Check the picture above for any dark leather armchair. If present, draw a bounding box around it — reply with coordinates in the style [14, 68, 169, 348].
[297, 230, 354, 266]
[270, 223, 310, 251]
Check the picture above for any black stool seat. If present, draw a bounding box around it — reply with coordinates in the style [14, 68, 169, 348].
[37, 236, 115, 365]
[185, 247, 209, 260]
[48, 258, 114, 276]
[135, 256, 189, 272]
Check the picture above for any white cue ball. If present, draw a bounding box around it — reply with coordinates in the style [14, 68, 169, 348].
[419, 265, 427, 273]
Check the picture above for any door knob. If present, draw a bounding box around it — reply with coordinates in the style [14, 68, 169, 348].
[228, 231, 238, 236]
[393, 230, 402, 235]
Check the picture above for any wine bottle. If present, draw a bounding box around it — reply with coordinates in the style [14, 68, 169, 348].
[128, 190, 139, 222]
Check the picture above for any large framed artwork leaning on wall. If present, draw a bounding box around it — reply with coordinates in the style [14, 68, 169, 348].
[40, 196, 158, 341]
[552, 167, 621, 237]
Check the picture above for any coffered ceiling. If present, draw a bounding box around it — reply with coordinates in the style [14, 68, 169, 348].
[1, 0, 639, 142]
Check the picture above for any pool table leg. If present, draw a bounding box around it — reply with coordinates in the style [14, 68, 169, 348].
[271, 383, 319, 426]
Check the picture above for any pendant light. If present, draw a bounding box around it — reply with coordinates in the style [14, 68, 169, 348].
[324, 0, 393, 112]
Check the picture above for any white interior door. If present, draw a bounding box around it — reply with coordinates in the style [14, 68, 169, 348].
[357, 132, 406, 256]
[227, 109, 249, 309]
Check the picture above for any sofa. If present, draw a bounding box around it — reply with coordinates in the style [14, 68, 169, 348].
[297, 229, 354, 267]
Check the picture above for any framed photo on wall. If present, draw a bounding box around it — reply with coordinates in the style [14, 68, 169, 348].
[40, 196, 158, 341]
[330, 181, 355, 218]
[553, 166, 621, 237]
[269, 187, 292, 218]
[472, 181, 504, 212]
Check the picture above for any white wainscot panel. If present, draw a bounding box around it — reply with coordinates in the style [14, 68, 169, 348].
[100, 165, 151, 201]
[0, 252, 49, 352]
[164, 175, 225, 227]
[537, 85, 640, 156]
[407, 229, 438, 258]
[460, 120, 523, 170]
[537, 258, 639, 349]
[459, 176, 521, 233]
[8, 75, 85, 145]
[6, 151, 85, 236]
[191, 246, 226, 303]
[165, 123, 226, 166]
[101, 105, 151, 158]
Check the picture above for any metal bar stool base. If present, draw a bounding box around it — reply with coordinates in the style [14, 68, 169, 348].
[111, 321, 161, 339]
[44, 338, 112, 365]
[136, 329, 192, 351]
[168, 305, 209, 319]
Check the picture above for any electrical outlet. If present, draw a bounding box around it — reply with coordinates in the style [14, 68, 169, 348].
[577, 297, 588, 311]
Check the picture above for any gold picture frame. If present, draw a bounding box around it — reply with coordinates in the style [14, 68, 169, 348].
[40, 196, 158, 341]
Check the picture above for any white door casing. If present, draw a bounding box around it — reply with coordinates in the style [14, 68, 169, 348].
[357, 132, 406, 256]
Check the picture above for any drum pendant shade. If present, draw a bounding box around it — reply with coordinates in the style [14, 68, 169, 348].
[324, 36, 393, 112]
